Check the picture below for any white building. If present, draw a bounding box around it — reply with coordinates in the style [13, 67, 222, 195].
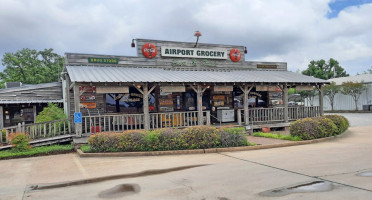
[311, 74, 372, 111]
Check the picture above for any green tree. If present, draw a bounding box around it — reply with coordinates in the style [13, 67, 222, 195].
[323, 82, 340, 111]
[341, 81, 366, 111]
[36, 103, 66, 123]
[302, 58, 349, 80]
[298, 88, 317, 106]
[363, 66, 372, 74]
[0, 48, 64, 88]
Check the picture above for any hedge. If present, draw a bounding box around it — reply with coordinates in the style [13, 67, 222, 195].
[88, 126, 248, 152]
[290, 115, 349, 140]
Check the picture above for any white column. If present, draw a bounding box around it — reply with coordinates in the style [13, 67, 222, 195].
[33, 105, 37, 123]
[283, 84, 289, 123]
[0, 106, 3, 129]
[239, 85, 253, 125]
[318, 85, 324, 116]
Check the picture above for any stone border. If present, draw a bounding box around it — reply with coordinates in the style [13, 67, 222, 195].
[76, 130, 350, 158]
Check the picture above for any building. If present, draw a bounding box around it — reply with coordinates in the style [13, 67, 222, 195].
[312, 74, 372, 111]
[0, 82, 63, 129]
[61, 39, 327, 135]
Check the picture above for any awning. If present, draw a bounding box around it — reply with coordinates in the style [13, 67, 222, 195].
[66, 66, 328, 84]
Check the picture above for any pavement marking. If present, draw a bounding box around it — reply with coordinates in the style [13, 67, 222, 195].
[72, 154, 90, 179]
[219, 152, 372, 193]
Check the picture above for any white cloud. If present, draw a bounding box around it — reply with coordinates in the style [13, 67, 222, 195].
[0, 0, 371, 74]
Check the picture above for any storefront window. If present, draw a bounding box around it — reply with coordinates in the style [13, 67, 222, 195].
[106, 90, 155, 113]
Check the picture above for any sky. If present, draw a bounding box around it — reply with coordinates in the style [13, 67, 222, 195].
[0, 0, 371, 75]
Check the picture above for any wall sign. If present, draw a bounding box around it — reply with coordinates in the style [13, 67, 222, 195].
[161, 47, 227, 59]
[80, 102, 97, 109]
[79, 86, 96, 93]
[214, 86, 233, 92]
[257, 64, 277, 69]
[142, 43, 158, 58]
[96, 86, 129, 94]
[88, 57, 119, 64]
[160, 86, 185, 93]
[229, 49, 241, 62]
[80, 95, 96, 101]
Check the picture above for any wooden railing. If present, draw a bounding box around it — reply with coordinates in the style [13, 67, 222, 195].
[238, 106, 320, 125]
[149, 111, 210, 129]
[1, 118, 74, 144]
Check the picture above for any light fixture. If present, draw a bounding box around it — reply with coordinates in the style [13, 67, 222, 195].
[136, 85, 141, 88]
[5, 111, 9, 114]
[131, 39, 135, 48]
[206, 86, 210, 88]
[244, 47, 248, 54]
[194, 30, 202, 47]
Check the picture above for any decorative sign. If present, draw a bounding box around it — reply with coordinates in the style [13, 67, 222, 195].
[88, 57, 119, 64]
[213, 95, 225, 100]
[96, 86, 129, 94]
[229, 49, 241, 62]
[161, 47, 227, 59]
[159, 99, 174, 106]
[142, 43, 158, 59]
[80, 95, 96, 101]
[214, 86, 233, 92]
[256, 85, 282, 92]
[80, 102, 97, 109]
[296, 85, 314, 91]
[160, 86, 185, 93]
[257, 64, 277, 69]
[74, 112, 82, 123]
[79, 86, 96, 93]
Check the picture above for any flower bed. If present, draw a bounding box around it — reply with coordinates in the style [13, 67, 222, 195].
[87, 126, 249, 152]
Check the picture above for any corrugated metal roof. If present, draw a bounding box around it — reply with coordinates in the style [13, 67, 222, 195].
[0, 99, 63, 104]
[328, 74, 372, 85]
[66, 66, 327, 84]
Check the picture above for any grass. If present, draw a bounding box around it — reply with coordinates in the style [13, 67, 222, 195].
[253, 132, 302, 141]
[80, 145, 91, 153]
[0, 144, 74, 159]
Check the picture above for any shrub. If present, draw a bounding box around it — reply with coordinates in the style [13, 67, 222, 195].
[180, 126, 220, 149]
[8, 133, 30, 152]
[324, 115, 349, 134]
[253, 132, 302, 141]
[219, 127, 248, 147]
[87, 126, 249, 152]
[36, 103, 66, 123]
[290, 116, 343, 140]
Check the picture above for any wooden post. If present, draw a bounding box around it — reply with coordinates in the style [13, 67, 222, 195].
[283, 83, 289, 123]
[318, 85, 324, 116]
[239, 85, 253, 125]
[135, 84, 156, 130]
[0, 106, 3, 129]
[65, 76, 71, 116]
[33, 105, 37, 123]
[73, 83, 82, 137]
[191, 85, 207, 126]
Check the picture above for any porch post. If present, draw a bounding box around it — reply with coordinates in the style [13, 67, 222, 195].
[0, 106, 3, 129]
[191, 85, 207, 126]
[283, 83, 289, 123]
[239, 85, 253, 125]
[136, 84, 156, 130]
[143, 84, 150, 130]
[318, 84, 324, 116]
[73, 83, 82, 137]
[33, 105, 37, 123]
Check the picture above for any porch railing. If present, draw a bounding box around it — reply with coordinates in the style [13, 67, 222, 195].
[237, 106, 320, 125]
[149, 111, 210, 129]
[1, 118, 74, 144]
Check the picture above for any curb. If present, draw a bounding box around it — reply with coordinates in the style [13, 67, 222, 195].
[76, 130, 351, 158]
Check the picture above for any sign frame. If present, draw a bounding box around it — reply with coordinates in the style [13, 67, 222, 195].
[161, 46, 227, 60]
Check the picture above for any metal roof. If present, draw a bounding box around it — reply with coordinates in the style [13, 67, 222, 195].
[0, 82, 63, 104]
[328, 74, 372, 85]
[66, 66, 327, 84]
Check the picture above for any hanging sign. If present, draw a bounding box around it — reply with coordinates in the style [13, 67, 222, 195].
[80, 95, 96, 101]
[96, 86, 129, 94]
[142, 43, 158, 59]
[229, 49, 241, 62]
[296, 85, 314, 91]
[256, 85, 282, 92]
[80, 102, 97, 109]
[257, 64, 277, 69]
[160, 86, 185, 93]
[161, 47, 227, 59]
[214, 86, 233, 92]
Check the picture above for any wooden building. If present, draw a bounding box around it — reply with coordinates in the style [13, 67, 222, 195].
[62, 39, 327, 136]
[0, 82, 63, 129]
